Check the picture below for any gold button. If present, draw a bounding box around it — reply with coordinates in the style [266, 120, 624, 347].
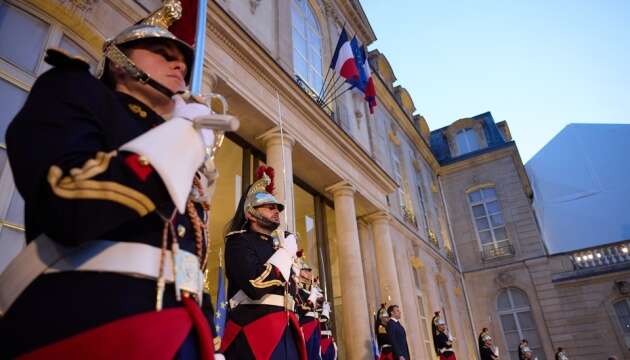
[177, 225, 186, 238]
[138, 156, 150, 166]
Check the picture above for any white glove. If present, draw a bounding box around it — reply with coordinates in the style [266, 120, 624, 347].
[266, 233, 297, 282]
[308, 286, 322, 305]
[322, 301, 331, 318]
[172, 95, 215, 148]
[282, 234, 298, 258]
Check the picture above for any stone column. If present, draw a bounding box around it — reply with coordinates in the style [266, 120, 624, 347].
[325, 181, 371, 360]
[358, 219, 379, 316]
[365, 211, 403, 305]
[258, 127, 296, 232]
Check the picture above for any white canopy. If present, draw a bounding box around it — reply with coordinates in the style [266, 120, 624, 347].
[525, 124, 630, 254]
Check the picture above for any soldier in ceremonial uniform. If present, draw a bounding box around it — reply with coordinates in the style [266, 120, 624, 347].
[479, 335, 499, 360]
[319, 301, 337, 360]
[555, 347, 569, 360]
[435, 319, 457, 360]
[376, 304, 393, 360]
[0, 1, 229, 359]
[294, 253, 324, 360]
[221, 166, 306, 359]
[478, 327, 490, 351]
[432, 311, 441, 357]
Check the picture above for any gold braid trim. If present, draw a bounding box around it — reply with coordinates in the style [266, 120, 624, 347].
[249, 263, 284, 289]
[48, 151, 155, 216]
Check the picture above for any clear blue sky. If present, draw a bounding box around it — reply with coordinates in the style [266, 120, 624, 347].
[360, 0, 630, 162]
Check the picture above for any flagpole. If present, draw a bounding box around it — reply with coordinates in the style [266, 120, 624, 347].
[319, 74, 342, 104]
[190, 0, 208, 95]
[321, 74, 348, 103]
[322, 78, 352, 104]
[318, 68, 333, 99]
[321, 85, 353, 109]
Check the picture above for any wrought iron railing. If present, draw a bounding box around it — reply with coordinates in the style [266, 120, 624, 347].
[481, 241, 515, 260]
[570, 242, 630, 269]
[293, 75, 334, 119]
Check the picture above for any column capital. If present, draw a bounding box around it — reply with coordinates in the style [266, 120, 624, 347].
[325, 180, 355, 197]
[363, 210, 391, 225]
[257, 127, 296, 147]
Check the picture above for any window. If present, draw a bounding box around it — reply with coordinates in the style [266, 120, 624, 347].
[468, 187, 513, 259]
[293, 184, 319, 276]
[0, 1, 97, 272]
[455, 128, 480, 155]
[614, 298, 630, 333]
[413, 262, 435, 359]
[497, 288, 545, 360]
[291, 0, 322, 92]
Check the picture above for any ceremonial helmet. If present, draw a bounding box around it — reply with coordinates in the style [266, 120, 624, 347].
[482, 334, 492, 342]
[377, 303, 389, 321]
[244, 166, 285, 221]
[96, 0, 194, 90]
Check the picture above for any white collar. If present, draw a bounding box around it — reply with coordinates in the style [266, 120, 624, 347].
[390, 318, 400, 323]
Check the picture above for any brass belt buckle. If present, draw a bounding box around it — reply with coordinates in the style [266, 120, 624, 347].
[173, 244, 204, 306]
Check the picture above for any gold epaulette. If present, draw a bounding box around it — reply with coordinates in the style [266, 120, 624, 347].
[378, 324, 387, 334]
[44, 48, 90, 70]
[226, 229, 247, 237]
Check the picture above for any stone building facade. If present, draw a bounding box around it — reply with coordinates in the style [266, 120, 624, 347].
[0, 1, 628, 359]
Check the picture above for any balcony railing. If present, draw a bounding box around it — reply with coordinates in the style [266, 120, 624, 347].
[570, 242, 630, 270]
[481, 241, 515, 261]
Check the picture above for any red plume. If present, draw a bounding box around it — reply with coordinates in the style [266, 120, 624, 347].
[296, 249, 304, 258]
[255, 165, 275, 194]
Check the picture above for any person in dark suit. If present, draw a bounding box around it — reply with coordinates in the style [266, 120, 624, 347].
[385, 305, 411, 360]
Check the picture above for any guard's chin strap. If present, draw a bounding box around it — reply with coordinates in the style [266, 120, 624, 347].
[105, 44, 180, 99]
[247, 208, 280, 232]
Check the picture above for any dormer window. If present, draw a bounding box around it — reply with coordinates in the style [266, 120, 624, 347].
[455, 128, 480, 155]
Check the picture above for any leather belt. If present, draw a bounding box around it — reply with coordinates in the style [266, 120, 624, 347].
[0, 235, 199, 316]
[229, 290, 285, 309]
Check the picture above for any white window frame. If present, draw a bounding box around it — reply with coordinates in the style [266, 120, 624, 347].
[467, 187, 509, 251]
[290, 0, 323, 92]
[613, 298, 630, 350]
[455, 128, 480, 155]
[413, 265, 434, 359]
[497, 288, 545, 360]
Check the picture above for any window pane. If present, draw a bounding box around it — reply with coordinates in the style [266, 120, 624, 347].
[479, 230, 492, 244]
[294, 184, 319, 276]
[490, 214, 504, 226]
[0, 225, 25, 273]
[510, 288, 529, 308]
[293, 54, 307, 81]
[517, 311, 535, 330]
[500, 314, 517, 331]
[493, 227, 507, 241]
[476, 217, 489, 230]
[307, 29, 320, 49]
[497, 291, 511, 310]
[5, 190, 24, 225]
[456, 131, 470, 154]
[292, 28, 306, 57]
[614, 300, 630, 333]
[486, 200, 500, 214]
[468, 190, 482, 203]
[482, 188, 497, 199]
[291, 9, 304, 36]
[465, 129, 480, 151]
[0, 3, 49, 73]
[472, 204, 485, 217]
[0, 78, 28, 143]
[522, 329, 541, 347]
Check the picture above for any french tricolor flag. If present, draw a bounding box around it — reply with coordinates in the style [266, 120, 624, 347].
[329, 27, 359, 81]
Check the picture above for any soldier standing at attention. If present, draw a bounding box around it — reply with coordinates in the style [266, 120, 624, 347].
[221, 166, 306, 359]
[0, 1, 231, 358]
